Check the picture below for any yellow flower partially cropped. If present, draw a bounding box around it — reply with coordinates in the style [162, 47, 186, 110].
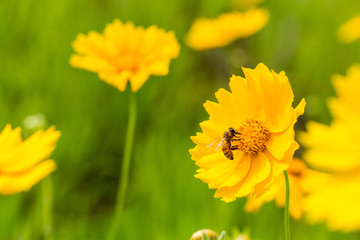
[189, 63, 305, 202]
[0, 124, 60, 195]
[70, 19, 180, 92]
[328, 64, 360, 123]
[299, 64, 360, 231]
[185, 9, 269, 51]
[337, 15, 360, 44]
[303, 171, 360, 232]
[245, 159, 321, 219]
[300, 121, 360, 173]
[301, 65, 360, 173]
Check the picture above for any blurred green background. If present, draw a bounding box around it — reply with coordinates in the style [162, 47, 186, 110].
[1, 0, 360, 239]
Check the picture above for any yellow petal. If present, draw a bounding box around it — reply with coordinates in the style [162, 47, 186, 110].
[199, 120, 226, 139]
[214, 152, 270, 201]
[0, 160, 56, 195]
[195, 152, 246, 189]
[0, 127, 60, 173]
[203, 100, 230, 126]
[300, 121, 360, 172]
[337, 15, 360, 44]
[229, 75, 259, 119]
[129, 71, 150, 92]
[215, 88, 247, 125]
[265, 126, 295, 160]
[0, 125, 22, 155]
[220, 153, 251, 188]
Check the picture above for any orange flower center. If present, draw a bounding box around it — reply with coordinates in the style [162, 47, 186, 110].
[232, 119, 270, 155]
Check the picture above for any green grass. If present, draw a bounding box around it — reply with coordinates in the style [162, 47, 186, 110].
[1, 0, 360, 239]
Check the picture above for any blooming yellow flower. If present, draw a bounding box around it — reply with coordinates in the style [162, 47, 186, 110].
[245, 158, 321, 219]
[70, 19, 180, 92]
[189, 63, 305, 202]
[337, 14, 360, 44]
[185, 9, 269, 51]
[0, 124, 60, 195]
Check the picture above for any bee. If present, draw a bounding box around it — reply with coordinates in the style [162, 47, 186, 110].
[209, 127, 239, 160]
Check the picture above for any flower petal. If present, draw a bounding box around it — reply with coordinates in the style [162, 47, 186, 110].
[199, 120, 226, 139]
[215, 88, 247, 125]
[300, 121, 360, 172]
[265, 126, 295, 160]
[229, 75, 259, 119]
[0, 125, 22, 157]
[214, 152, 271, 202]
[0, 160, 56, 195]
[0, 127, 60, 173]
[129, 71, 150, 92]
[219, 152, 251, 188]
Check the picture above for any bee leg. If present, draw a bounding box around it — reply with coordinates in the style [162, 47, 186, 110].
[230, 146, 239, 150]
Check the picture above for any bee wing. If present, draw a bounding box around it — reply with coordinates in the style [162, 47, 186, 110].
[215, 138, 225, 151]
[206, 137, 221, 148]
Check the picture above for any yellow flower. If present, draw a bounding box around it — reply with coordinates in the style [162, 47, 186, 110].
[300, 121, 360, 173]
[328, 64, 360, 124]
[301, 65, 360, 173]
[70, 19, 180, 92]
[185, 9, 269, 51]
[0, 124, 60, 195]
[189, 63, 305, 202]
[245, 158, 321, 219]
[299, 64, 360, 231]
[302, 171, 360, 232]
[337, 14, 360, 44]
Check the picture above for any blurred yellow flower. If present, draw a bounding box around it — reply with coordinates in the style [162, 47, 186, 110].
[245, 158, 320, 219]
[301, 65, 360, 173]
[299, 64, 360, 231]
[328, 64, 360, 123]
[70, 19, 180, 92]
[337, 15, 360, 44]
[0, 124, 60, 195]
[300, 121, 360, 173]
[185, 9, 269, 51]
[302, 171, 360, 232]
[190, 63, 305, 202]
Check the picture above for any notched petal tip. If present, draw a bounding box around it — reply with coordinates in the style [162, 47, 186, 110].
[295, 98, 306, 118]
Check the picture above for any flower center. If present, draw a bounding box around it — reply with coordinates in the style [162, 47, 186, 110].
[232, 119, 270, 155]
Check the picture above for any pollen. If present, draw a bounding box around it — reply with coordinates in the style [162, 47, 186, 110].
[232, 119, 270, 155]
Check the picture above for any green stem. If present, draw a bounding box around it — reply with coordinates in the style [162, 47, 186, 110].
[42, 176, 54, 240]
[284, 170, 291, 240]
[108, 93, 137, 240]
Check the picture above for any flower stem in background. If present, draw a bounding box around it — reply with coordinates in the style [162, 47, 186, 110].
[108, 93, 137, 240]
[284, 170, 291, 240]
[42, 176, 54, 240]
